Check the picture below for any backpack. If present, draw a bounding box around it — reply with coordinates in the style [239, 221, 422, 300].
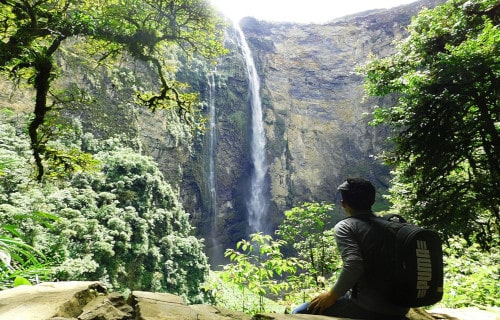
[352, 214, 444, 307]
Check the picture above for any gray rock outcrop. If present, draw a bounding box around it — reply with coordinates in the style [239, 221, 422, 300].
[0, 282, 252, 320]
[0, 281, 359, 320]
[0, 282, 497, 320]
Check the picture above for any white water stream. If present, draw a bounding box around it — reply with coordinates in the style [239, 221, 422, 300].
[207, 71, 223, 264]
[208, 71, 217, 220]
[234, 23, 269, 234]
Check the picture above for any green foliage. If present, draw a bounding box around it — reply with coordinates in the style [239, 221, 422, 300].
[221, 233, 301, 314]
[0, 0, 228, 180]
[217, 202, 499, 313]
[363, 0, 499, 248]
[207, 205, 344, 314]
[440, 237, 499, 308]
[41, 146, 210, 302]
[201, 271, 285, 314]
[218, 204, 344, 314]
[276, 202, 341, 284]
[0, 217, 54, 289]
[0, 114, 210, 302]
[40, 115, 101, 180]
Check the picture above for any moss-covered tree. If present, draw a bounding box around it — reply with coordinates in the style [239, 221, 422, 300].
[0, 0, 227, 180]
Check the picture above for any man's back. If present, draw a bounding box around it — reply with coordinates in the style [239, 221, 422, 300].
[334, 214, 410, 316]
[292, 178, 410, 319]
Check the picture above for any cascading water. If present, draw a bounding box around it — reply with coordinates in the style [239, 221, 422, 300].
[208, 71, 217, 224]
[206, 70, 223, 265]
[234, 23, 269, 234]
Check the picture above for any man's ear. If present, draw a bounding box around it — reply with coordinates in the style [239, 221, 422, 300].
[341, 200, 347, 208]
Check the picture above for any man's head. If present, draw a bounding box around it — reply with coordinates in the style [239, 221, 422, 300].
[337, 178, 376, 211]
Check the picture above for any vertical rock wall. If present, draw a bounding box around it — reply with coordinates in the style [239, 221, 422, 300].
[194, 0, 445, 256]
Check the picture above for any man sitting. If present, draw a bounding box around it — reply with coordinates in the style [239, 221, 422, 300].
[292, 178, 409, 320]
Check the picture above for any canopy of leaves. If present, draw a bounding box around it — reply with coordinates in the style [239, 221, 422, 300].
[363, 0, 499, 249]
[0, 0, 227, 180]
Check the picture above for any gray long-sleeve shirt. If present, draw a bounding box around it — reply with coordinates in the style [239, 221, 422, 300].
[332, 214, 409, 316]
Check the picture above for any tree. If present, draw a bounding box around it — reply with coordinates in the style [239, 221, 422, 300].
[275, 202, 341, 286]
[363, 0, 499, 248]
[222, 233, 300, 313]
[43, 145, 212, 302]
[0, 0, 227, 180]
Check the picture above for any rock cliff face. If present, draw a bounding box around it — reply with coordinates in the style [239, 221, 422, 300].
[192, 0, 446, 261]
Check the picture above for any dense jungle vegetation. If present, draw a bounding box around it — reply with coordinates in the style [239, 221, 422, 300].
[0, 0, 498, 315]
[0, 113, 211, 302]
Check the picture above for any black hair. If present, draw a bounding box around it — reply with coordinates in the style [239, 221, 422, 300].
[337, 178, 376, 211]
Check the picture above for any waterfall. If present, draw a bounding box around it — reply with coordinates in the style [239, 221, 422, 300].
[234, 23, 269, 234]
[207, 70, 223, 266]
[208, 71, 217, 222]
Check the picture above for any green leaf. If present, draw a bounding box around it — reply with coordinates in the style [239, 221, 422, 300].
[13, 277, 32, 287]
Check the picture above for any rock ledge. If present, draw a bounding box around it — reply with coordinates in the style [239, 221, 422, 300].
[0, 282, 497, 320]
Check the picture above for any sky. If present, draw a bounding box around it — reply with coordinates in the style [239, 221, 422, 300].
[209, 0, 419, 23]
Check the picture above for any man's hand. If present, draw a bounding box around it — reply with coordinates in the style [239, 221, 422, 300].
[308, 290, 339, 315]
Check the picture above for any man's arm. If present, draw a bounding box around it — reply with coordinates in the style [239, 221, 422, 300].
[308, 220, 364, 314]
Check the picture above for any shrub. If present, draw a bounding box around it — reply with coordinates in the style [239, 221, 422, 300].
[439, 236, 499, 308]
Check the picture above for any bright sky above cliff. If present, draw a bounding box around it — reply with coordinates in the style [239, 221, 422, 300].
[209, 0, 418, 23]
